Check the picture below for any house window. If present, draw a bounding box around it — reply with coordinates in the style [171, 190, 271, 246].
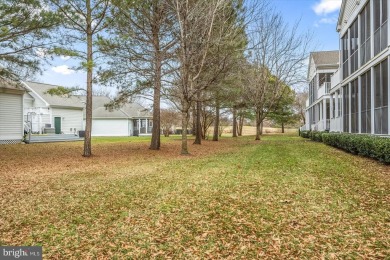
[342, 33, 349, 79]
[350, 19, 359, 74]
[360, 2, 371, 66]
[148, 120, 153, 128]
[134, 120, 138, 128]
[350, 79, 359, 133]
[374, 59, 389, 134]
[374, 0, 388, 56]
[343, 85, 350, 132]
[361, 70, 372, 133]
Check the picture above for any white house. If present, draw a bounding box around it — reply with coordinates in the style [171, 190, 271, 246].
[79, 96, 153, 137]
[23, 81, 152, 137]
[23, 81, 84, 135]
[305, 0, 390, 136]
[0, 77, 25, 144]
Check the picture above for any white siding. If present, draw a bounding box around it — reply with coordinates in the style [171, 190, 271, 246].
[51, 107, 83, 134]
[91, 119, 130, 136]
[308, 56, 316, 81]
[339, 0, 364, 33]
[0, 93, 23, 141]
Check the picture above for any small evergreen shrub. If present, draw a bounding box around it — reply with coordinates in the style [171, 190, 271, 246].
[300, 130, 311, 138]
[309, 131, 323, 142]
[321, 133, 390, 164]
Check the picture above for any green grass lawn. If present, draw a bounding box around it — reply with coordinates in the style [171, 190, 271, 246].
[0, 135, 389, 259]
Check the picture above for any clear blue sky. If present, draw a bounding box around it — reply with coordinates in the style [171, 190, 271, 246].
[36, 0, 342, 89]
[271, 0, 341, 51]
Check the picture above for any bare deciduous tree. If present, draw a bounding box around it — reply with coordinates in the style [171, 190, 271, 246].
[243, 9, 312, 140]
[294, 90, 308, 125]
[160, 108, 180, 137]
[168, 0, 229, 154]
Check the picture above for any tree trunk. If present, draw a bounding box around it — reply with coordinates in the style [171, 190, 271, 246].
[238, 114, 244, 136]
[192, 105, 196, 136]
[212, 99, 220, 141]
[181, 110, 190, 155]
[150, 13, 161, 150]
[194, 91, 202, 144]
[260, 122, 263, 135]
[232, 107, 237, 137]
[150, 56, 161, 149]
[255, 111, 261, 141]
[282, 122, 285, 133]
[83, 1, 93, 157]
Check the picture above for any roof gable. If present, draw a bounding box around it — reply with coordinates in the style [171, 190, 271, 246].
[24, 81, 84, 109]
[311, 51, 340, 67]
[78, 95, 152, 118]
[0, 76, 25, 93]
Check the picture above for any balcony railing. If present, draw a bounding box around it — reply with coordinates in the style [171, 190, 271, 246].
[331, 69, 340, 89]
[330, 117, 342, 132]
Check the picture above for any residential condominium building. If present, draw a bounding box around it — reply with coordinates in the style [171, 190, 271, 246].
[304, 0, 390, 135]
[304, 51, 340, 132]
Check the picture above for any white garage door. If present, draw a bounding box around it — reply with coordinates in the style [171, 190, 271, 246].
[0, 92, 23, 142]
[92, 119, 129, 136]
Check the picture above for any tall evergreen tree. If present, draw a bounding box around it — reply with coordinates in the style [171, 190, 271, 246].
[0, 0, 58, 78]
[48, 0, 111, 157]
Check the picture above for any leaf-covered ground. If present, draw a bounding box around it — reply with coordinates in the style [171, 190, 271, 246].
[0, 135, 389, 259]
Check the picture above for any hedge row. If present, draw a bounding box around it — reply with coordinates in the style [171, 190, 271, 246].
[299, 130, 390, 164]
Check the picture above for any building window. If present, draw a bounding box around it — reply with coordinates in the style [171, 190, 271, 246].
[374, 0, 388, 56]
[360, 2, 371, 66]
[374, 59, 389, 134]
[149, 120, 153, 127]
[343, 85, 350, 132]
[342, 33, 349, 79]
[361, 70, 372, 133]
[350, 19, 359, 74]
[351, 79, 359, 133]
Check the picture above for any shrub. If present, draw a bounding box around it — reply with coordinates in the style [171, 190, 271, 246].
[321, 133, 390, 164]
[309, 131, 323, 142]
[300, 130, 311, 138]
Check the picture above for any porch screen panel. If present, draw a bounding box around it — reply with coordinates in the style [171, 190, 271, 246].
[343, 85, 350, 132]
[361, 71, 372, 133]
[351, 79, 359, 133]
[374, 59, 389, 134]
[374, 0, 388, 56]
[350, 19, 359, 74]
[342, 34, 349, 79]
[360, 2, 371, 66]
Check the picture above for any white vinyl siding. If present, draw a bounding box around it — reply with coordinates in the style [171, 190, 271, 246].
[90, 119, 130, 136]
[51, 108, 83, 134]
[0, 93, 23, 141]
[340, 0, 360, 32]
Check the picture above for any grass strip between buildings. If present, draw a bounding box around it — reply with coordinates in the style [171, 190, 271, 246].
[0, 135, 389, 259]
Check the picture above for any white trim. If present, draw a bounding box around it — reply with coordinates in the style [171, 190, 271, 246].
[20, 81, 49, 107]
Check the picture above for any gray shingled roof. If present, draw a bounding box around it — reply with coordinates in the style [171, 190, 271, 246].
[78, 96, 152, 119]
[311, 51, 340, 67]
[0, 76, 25, 91]
[25, 81, 85, 108]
